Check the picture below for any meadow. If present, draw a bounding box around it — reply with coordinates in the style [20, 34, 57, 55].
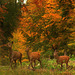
[0, 0, 75, 75]
[0, 57, 75, 75]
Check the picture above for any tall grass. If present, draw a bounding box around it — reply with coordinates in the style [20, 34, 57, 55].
[0, 58, 75, 75]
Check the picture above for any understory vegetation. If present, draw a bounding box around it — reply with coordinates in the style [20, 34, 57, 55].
[0, 0, 75, 75]
[0, 57, 75, 75]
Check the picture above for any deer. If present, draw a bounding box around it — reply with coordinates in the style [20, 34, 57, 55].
[25, 46, 42, 70]
[54, 50, 70, 70]
[7, 41, 22, 68]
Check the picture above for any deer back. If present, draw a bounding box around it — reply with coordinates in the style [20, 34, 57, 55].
[12, 51, 22, 59]
[54, 50, 70, 63]
[30, 52, 40, 60]
[58, 56, 70, 63]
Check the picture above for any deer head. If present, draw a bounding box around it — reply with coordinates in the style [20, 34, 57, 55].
[7, 41, 13, 47]
[54, 50, 58, 58]
[53, 50, 70, 70]
[25, 46, 31, 52]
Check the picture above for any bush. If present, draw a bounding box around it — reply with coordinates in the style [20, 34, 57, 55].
[34, 59, 57, 69]
[70, 55, 75, 61]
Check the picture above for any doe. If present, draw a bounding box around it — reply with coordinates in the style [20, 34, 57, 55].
[25, 46, 42, 70]
[54, 50, 70, 70]
[8, 41, 22, 68]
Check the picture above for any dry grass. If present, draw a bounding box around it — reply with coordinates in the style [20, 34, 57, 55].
[0, 59, 75, 75]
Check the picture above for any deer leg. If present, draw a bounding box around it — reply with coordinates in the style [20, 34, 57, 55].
[10, 58, 13, 69]
[34, 60, 36, 68]
[30, 61, 34, 68]
[14, 60, 16, 68]
[56, 60, 59, 65]
[28, 61, 32, 69]
[66, 63, 68, 69]
[19, 58, 22, 67]
[10, 61, 12, 69]
[61, 63, 63, 70]
[20, 54, 22, 67]
[38, 59, 42, 68]
[27, 58, 30, 69]
[28, 63, 31, 69]
[30, 61, 35, 70]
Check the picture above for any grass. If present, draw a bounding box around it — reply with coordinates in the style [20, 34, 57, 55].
[0, 59, 75, 75]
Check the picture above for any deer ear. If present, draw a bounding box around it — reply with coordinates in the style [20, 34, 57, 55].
[12, 41, 13, 44]
[54, 50, 58, 53]
[54, 50, 56, 52]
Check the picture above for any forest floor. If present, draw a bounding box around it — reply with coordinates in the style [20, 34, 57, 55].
[0, 59, 75, 75]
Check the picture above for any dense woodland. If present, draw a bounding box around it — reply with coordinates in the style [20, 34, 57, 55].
[0, 0, 75, 65]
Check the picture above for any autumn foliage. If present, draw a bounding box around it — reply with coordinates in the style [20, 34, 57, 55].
[0, 0, 75, 64]
[13, 0, 74, 60]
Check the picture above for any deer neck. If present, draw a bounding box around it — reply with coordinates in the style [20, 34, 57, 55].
[55, 54, 59, 59]
[9, 47, 13, 56]
[27, 51, 31, 61]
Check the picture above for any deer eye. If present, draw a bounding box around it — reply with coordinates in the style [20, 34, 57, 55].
[8, 43, 12, 47]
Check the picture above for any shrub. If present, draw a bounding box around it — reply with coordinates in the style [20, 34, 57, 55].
[70, 55, 75, 61]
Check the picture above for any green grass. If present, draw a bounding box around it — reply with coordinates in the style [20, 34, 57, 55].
[0, 59, 75, 75]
